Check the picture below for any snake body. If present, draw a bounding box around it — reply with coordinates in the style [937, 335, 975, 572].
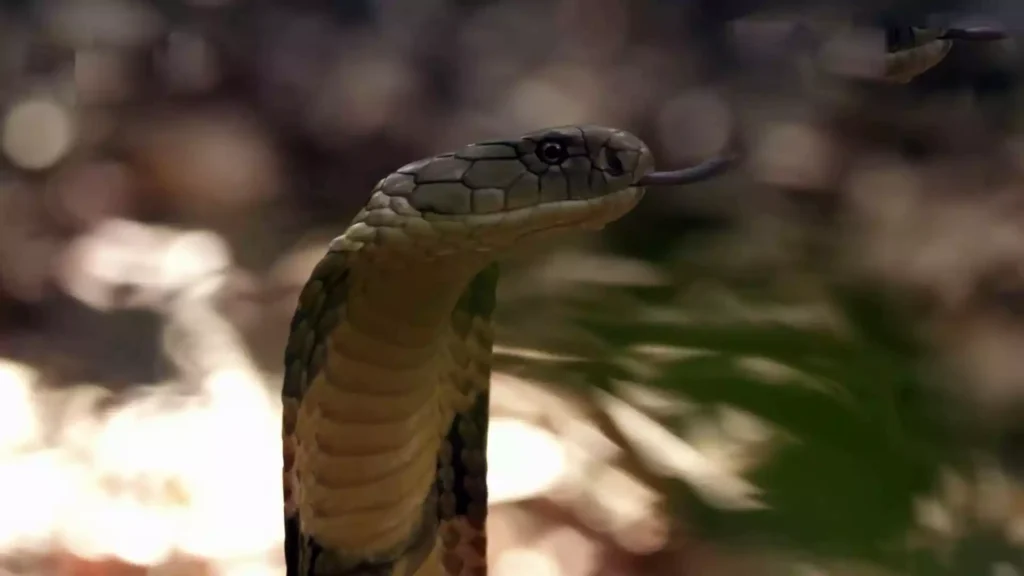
[807, 24, 1006, 83]
[880, 29, 954, 83]
[281, 125, 660, 576]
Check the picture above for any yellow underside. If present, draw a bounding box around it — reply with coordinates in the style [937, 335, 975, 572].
[290, 264, 494, 576]
[294, 329, 445, 560]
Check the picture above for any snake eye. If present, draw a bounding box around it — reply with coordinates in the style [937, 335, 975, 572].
[537, 140, 569, 165]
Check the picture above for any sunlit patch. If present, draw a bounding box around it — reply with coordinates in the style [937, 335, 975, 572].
[0, 356, 284, 572]
[494, 548, 560, 576]
[0, 451, 69, 551]
[487, 418, 567, 504]
[0, 360, 41, 452]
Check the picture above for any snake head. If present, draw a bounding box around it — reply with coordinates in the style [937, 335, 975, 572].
[397, 124, 653, 214]
[341, 126, 652, 253]
[336, 124, 734, 257]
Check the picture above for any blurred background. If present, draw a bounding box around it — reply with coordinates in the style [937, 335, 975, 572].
[2, 0, 1024, 574]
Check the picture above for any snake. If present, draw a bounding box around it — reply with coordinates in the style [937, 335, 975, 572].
[279, 22, 1007, 575]
[802, 24, 1008, 83]
[280, 124, 735, 576]
[879, 26, 1007, 82]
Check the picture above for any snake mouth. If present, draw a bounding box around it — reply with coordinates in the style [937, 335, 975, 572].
[421, 185, 647, 237]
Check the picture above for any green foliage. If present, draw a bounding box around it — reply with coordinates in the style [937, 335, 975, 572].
[579, 282, 951, 567]
[493, 224, 1024, 574]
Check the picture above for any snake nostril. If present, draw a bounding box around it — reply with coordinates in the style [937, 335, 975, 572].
[606, 150, 625, 177]
[886, 26, 918, 51]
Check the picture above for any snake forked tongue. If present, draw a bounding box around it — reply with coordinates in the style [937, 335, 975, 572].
[635, 138, 742, 187]
[939, 27, 1007, 41]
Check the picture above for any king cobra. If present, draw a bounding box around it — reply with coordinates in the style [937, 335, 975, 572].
[879, 26, 1007, 82]
[280, 24, 1007, 575]
[804, 24, 1008, 82]
[280, 125, 734, 576]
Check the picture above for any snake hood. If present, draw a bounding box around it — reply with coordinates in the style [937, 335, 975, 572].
[283, 125, 732, 576]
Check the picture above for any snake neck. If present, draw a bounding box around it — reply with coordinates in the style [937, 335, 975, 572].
[294, 255, 488, 571]
[347, 257, 485, 337]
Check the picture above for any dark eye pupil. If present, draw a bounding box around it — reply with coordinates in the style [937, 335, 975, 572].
[538, 141, 567, 164]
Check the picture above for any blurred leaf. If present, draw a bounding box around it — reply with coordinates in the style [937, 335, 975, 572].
[653, 354, 876, 453]
[497, 203, 1016, 573]
[562, 260, 965, 570]
[491, 348, 628, 393]
[832, 283, 928, 360]
[677, 436, 930, 566]
[581, 318, 867, 386]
